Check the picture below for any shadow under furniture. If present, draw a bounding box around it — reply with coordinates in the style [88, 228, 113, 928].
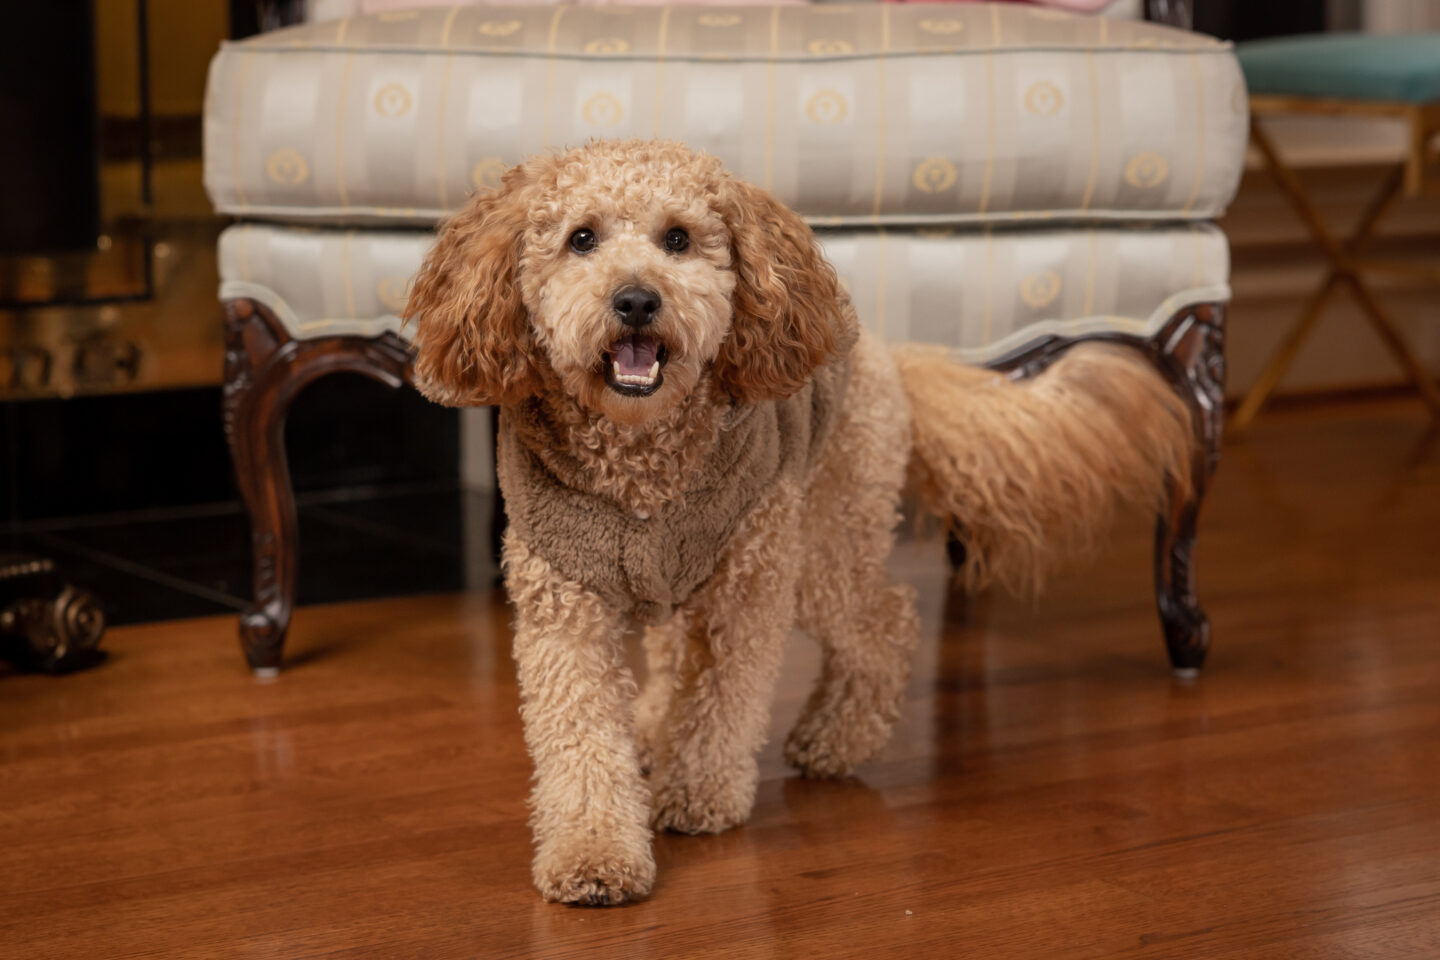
[204, 4, 1247, 677]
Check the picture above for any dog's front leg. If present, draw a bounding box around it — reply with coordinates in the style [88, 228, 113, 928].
[649, 484, 801, 835]
[505, 538, 654, 905]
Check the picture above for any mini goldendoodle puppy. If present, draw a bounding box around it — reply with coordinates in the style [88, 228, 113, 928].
[405, 139, 1191, 905]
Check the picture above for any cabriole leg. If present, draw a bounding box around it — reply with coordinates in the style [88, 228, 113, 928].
[221, 299, 411, 674]
[1152, 305, 1226, 676]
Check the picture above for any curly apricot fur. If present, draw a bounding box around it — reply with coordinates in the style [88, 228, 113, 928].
[404, 140, 1195, 906]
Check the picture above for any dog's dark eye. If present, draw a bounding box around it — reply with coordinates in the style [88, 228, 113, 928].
[569, 228, 597, 254]
[663, 227, 690, 253]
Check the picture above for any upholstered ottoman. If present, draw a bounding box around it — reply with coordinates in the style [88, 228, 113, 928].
[203, 3, 1246, 675]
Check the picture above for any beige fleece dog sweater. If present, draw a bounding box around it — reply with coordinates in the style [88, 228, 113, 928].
[497, 362, 849, 624]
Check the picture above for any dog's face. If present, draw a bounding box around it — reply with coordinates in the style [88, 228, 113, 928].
[514, 146, 738, 422]
[404, 140, 854, 423]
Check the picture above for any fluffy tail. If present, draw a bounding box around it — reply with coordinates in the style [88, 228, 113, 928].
[893, 344, 1193, 596]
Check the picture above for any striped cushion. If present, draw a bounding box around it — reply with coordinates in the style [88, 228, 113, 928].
[203, 3, 1248, 228]
[217, 222, 1230, 362]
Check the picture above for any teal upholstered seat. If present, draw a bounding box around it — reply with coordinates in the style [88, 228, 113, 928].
[1238, 33, 1440, 104]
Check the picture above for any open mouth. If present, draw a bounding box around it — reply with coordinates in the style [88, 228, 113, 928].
[603, 333, 669, 397]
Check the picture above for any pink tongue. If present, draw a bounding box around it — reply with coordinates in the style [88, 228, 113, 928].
[614, 336, 658, 376]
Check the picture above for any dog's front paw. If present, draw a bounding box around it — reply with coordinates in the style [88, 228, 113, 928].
[650, 759, 757, 835]
[533, 840, 656, 906]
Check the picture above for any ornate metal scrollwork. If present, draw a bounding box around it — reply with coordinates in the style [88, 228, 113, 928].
[0, 556, 107, 674]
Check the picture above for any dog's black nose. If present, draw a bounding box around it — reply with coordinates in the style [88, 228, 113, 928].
[612, 285, 661, 327]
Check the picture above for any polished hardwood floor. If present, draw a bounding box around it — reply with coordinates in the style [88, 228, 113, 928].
[2, 397, 1438, 959]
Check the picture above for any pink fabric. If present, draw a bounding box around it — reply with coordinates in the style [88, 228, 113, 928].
[584, 0, 806, 5]
[883, 0, 1112, 10]
[361, 0, 540, 10]
[360, 0, 804, 10]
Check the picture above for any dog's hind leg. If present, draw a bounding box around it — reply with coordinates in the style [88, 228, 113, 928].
[648, 483, 802, 835]
[786, 335, 921, 778]
[786, 494, 920, 779]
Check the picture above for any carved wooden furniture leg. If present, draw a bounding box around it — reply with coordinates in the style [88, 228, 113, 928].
[988, 303, 1227, 673]
[1150, 305, 1226, 676]
[222, 299, 412, 674]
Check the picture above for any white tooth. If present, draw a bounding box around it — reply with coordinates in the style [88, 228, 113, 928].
[612, 361, 621, 378]
[648, 361, 659, 378]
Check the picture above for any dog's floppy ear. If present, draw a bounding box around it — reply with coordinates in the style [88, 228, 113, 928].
[712, 177, 858, 404]
[404, 170, 538, 406]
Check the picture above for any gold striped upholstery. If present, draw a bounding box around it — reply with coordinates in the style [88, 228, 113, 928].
[217, 222, 1229, 362]
[203, 4, 1247, 228]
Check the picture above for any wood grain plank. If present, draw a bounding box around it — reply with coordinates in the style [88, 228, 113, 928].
[1, 397, 1438, 959]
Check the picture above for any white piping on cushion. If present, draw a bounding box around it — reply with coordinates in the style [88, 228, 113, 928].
[220, 279, 410, 341]
[211, 202, 1237, 229]
[219, 278, 1229, 361]
[945, 283, 1231, 365]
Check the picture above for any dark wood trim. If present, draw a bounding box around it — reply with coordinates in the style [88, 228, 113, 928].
[1143, 0, 1193, 29]
[222, 298, 1224, 675]
[1152, 306, 1226, 674]
[222, 298, 412, 673]
[986, 303, 1226, 674]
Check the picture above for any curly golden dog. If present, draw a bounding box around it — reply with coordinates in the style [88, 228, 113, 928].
[404, 139, 1192, 905]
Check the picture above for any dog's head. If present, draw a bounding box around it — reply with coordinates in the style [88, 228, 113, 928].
[403, 139, 855, 423]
